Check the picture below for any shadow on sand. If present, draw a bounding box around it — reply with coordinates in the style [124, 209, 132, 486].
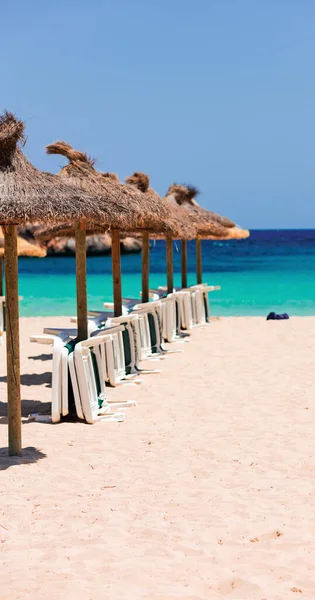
[0, 446, 46, 470]
[0, 372, 52, 387]
[28, 353, 53, 362]
[0, 400, 51, 423]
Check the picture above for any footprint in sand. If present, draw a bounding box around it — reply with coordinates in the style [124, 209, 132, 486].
[250, 530, 283, 542]
[211, 577, 262, 596]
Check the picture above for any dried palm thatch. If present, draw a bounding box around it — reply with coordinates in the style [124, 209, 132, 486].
[34, 222, 107, 242]
[125, 172, 196, 240]
[0, 113, 113, 226]
[125, 172, 150, 193]
[125, 173, 198, 295]
[204, 227, 250, 240]
[165, 184, 237, 237]
[46, 144, 183, 236]
[0, 228, 46, 257]
[101, 172, 120, 182]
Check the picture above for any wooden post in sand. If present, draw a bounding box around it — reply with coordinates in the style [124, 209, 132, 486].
[4, 225, 22, 456]
[196, 237, 202, 285]
[111, 229, 122, 317]
[166, 236, 173, 294]
[181, 239, 187, 289]
[75, 221, 88, 342]
[142, 231, 150, 304]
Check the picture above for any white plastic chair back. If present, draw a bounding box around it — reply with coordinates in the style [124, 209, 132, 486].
[191, 289, 205, 325]
[132, 300, 164, 355]
[137, 313, 151, 359]
[175, 291, 193, 330]
[71, 335, 115, 423]
[94, 325, 126, 386]
[29, 334, 65, 423]
[161, 296, 177, 342]
[189, 284, 220, 324]
[106, 314, 139, 372]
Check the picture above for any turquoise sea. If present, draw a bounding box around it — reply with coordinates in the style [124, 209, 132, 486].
[13, 230, 315, 317]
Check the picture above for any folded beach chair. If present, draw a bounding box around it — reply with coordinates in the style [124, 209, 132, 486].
[120, 298, 169, 356]
[70, 312, 147, 384]
[29, 334, 69, 423]
[96, 323, 144, 386]
[188, 284, 221, 325]
[77, 302, 164, 362]
[149, 288, 191, 341]
[130, 301, 165, 358]
[105, 313, 160, 375]
[30, 329, 135, 422]
[69, 334, 138, 423]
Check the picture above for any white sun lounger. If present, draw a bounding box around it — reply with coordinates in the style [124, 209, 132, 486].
[150, 290, 190, 343]
[105, 313, 159, 375]
[94, 323, 143, 387]
[130, 301, 164, 359]
[30, 329, 135, 423]
[188, 284, 221, 324]
[121, 298, 167, 359]
[69, 334, 138, 423]
[75, 301, 164, 363]
[153, 287, 194, 332]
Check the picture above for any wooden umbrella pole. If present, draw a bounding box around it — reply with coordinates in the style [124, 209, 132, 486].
[196, 236, 203, 284]
[181, 239, 187, 289]
[166, 236, 173, 294]
[4, 225, 22, 456]
[142, 231, 150, 303]
[111, 228, 122, 317]
[75, 222, 88, 342]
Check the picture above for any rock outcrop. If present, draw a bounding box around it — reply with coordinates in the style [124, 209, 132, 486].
[18, 226, 142, 256]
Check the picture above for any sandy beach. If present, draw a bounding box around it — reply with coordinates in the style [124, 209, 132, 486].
[1, 316, 315, 599]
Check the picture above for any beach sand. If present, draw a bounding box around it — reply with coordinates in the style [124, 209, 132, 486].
[0, 316, 315, 599]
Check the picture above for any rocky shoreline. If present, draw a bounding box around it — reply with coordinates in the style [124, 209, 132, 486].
[18, 227, 143, 256]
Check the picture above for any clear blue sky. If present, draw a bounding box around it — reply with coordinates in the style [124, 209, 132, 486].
[2, 0, 315, 228]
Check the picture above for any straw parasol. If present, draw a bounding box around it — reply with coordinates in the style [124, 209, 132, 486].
[0, 111, 128, 456]
[202, 227, 250, 241]
[125, 173, 197, 296]
[46, 143, 181, 233]
[165, 184, 249, 286]
[43, 150, 194, 313]
[165, 184, 236, 232]
[46, 142, 185, 321]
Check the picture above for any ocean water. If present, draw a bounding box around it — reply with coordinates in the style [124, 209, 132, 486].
[11, 230, 315, 317]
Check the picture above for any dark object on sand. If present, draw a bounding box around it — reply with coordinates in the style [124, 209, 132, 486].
[266, 312, 289, 321]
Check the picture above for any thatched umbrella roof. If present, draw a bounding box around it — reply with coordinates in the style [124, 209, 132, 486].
[0, 113, 114, 226]
[35, 171, 198, 241]
[35, 222, 108, 242]
[203, 227, 250, 240]
[45, 145, 184, 236]
[0, 229, 46, 257]
[125, 172, 196, 240]
[164, 184, 238, 237]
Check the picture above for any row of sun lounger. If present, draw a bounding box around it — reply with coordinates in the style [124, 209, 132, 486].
[25, 284, 220, 424]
